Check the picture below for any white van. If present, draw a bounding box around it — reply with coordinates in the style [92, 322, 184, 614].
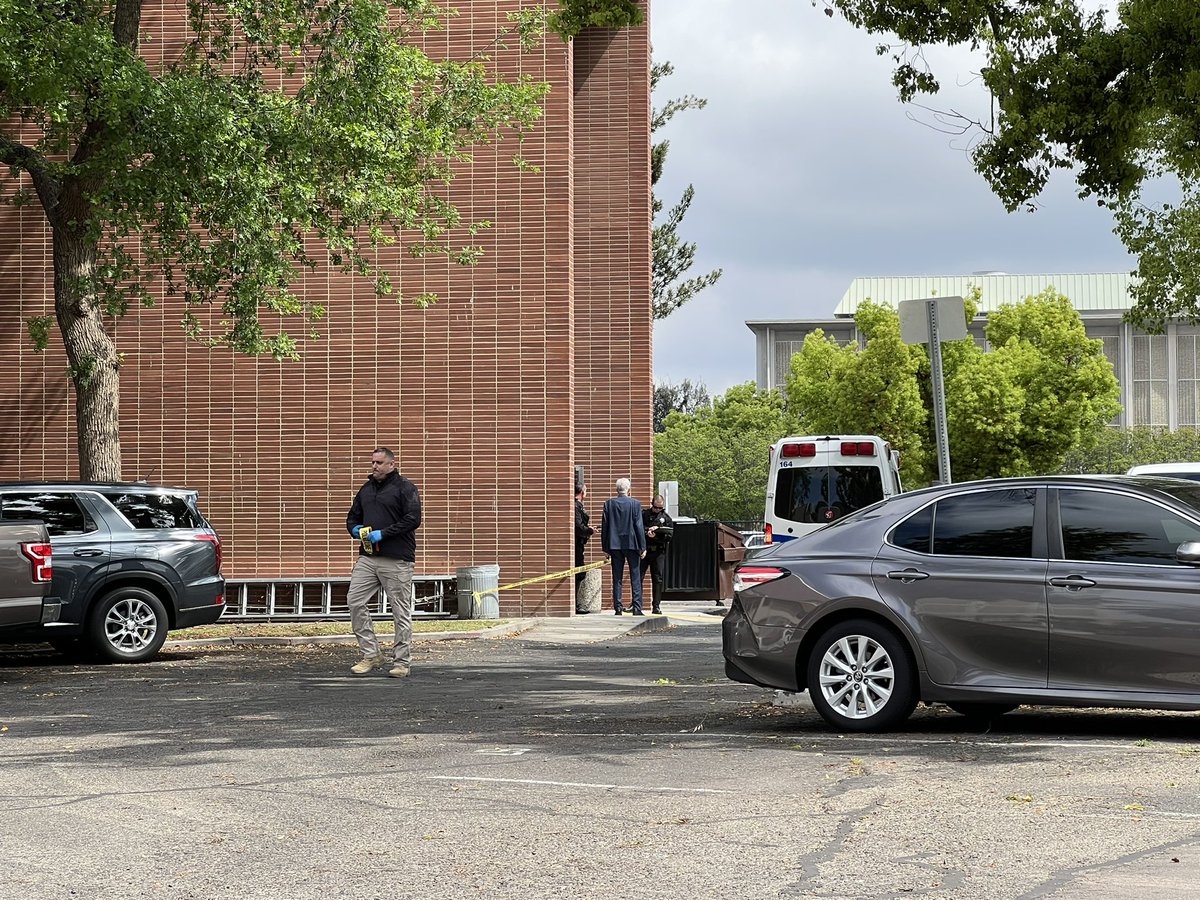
[1126, 462, 1200, 482]
[764, 435, 903, 544]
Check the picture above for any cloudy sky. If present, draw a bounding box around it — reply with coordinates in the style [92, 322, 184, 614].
[649, 0, 1132, 397]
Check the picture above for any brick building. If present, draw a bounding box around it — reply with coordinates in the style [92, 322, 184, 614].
[0, 4, 653, 616]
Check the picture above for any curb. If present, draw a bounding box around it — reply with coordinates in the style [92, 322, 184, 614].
[163, 618, 539, 651]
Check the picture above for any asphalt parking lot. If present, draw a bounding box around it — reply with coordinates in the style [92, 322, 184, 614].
[3, 614, 1200, 900]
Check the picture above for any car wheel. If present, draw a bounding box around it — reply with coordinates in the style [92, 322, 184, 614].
[946, 702, 1018, 720]
[87, 587, 169, 663]
[806, 619, 917, 732]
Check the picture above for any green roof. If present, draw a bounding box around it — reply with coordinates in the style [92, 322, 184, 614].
[835, 272, 1135, 317]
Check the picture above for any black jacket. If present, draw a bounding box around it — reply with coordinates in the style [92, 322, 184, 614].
[575, 499, 592, 546]
[346, 470, 422, 561]
[643, 507, 674, 553]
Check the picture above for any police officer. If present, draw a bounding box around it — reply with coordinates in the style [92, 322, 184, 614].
[641, 494, 674, 615]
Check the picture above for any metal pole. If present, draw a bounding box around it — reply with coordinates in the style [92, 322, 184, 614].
[928, 300, 953, 484]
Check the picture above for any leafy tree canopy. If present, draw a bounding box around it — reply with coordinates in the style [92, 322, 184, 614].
[1061, 426, 1200, 474]
[653, 378, 710, 433]
[824, 0, 1200, 330]
[654, 382, 795, 521]
[787, 300, 931, 484]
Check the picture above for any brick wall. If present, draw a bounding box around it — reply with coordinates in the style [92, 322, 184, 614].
[0, 2, 651, 616]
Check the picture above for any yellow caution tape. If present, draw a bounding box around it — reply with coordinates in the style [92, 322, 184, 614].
[472, 560, 607, 601]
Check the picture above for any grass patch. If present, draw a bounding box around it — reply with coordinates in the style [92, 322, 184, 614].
[169, 619, 511, 640]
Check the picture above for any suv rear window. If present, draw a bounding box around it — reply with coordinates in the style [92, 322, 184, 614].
[106, 492, 204, 529]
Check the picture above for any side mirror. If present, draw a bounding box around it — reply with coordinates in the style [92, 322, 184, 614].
[1176, 541, 1200, 566]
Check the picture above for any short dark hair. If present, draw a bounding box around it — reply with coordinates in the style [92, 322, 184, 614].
[373, 447, 395, 461]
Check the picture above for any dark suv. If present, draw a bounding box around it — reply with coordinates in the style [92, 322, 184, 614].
[0, 482, 225, 662]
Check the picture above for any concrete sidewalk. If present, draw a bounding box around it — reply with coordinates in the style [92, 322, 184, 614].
[164, 601, 728, 650]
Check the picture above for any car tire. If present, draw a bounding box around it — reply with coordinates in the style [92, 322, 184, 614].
[806, 619, 917, 733]
[87, 587, 169, 663]
[946, 702, 1018, 721]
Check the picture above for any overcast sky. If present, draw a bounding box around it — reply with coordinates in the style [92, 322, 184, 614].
[649, 0, 1133, 397]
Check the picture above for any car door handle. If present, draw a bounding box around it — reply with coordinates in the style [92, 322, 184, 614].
[886, 569, 929, 583]
[1048, 575, 1096, 590]
[73, 549, 104, 558]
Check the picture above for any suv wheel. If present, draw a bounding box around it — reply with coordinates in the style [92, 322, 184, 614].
[88, 587, 169, 663]
[806, 619, 917, 732]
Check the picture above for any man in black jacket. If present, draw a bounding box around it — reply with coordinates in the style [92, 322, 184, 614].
[574, 486, 596, 593]
[640, 494, 674, 615]
[345, 447, 422, 677]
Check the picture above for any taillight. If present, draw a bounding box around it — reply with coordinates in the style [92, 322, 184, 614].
[781, 442, 816, 458]
[197, 533, 222, 574]
[21, 542, 52, 583]
[734, 566, 788, 591]
[764, 523, 773, 544]
[841, 441, 877, 456]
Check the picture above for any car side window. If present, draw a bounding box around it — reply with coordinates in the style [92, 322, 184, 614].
[890, 505, 933, 554]
[931, 489, 1036, 558]
[1059, 489, 1200, 564]
[0, 492, 94, 536]
[106, 492, 203, 529]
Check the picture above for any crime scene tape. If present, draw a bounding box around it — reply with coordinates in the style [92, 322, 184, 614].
[472, 559, 607, 601]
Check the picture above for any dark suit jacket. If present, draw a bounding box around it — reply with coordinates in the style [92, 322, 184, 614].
[601, 494, 646, 552]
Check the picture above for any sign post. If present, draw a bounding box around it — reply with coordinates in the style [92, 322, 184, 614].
[898, 296, 967, 485]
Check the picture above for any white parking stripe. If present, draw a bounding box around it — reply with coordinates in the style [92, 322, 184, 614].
[429, 775, 734, 794]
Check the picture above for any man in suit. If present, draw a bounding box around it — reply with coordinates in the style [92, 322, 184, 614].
[600, 477, 647, 615]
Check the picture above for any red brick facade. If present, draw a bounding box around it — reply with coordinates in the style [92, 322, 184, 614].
[0, 3, 652, 615]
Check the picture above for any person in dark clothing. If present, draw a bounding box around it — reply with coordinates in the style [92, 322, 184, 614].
[640, 494, 674, 614]
[575, 486, 596, 592]
[345, 447, 422, 678]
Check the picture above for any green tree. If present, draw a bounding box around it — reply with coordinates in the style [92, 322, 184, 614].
[1061, 427, 1200, 475]
[787, 301, 931, 484]
[1, 0, 640, 481]
[653, 378, 710, 433]
[651, 60, 721, 320]
[784, 292, 1120, 484]
[654, 383, 794, 521]
[949, 289, 1121, 479]
[823, 1, 1199, 329]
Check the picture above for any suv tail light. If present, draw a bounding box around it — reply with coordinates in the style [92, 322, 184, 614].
[197, 533, 222, 574]
[734, 566, 788, 591]
[21, 542, 53, 583]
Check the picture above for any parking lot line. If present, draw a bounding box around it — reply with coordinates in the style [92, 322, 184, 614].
[428, 775, 734, 794]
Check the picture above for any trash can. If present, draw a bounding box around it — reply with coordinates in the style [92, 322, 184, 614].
[663, 522, 745, 602]
[456, 565, 500, 619]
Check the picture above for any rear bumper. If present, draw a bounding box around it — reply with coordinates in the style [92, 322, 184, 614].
[721, 596, 803, 692]
[173, 577, 226, 630]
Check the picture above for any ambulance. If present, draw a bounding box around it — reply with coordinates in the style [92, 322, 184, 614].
[764, 435, 902, 544]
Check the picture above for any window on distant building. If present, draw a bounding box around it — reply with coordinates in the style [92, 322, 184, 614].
[1177, 330, 1200, 429]
[1131, 331, 1169, 426]
[773, 339, 807, 390]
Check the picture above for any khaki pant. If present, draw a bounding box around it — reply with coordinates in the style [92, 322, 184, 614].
[346, 555, 415, 666]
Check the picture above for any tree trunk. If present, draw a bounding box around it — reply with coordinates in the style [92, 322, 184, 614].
[52, 225, 123, 481]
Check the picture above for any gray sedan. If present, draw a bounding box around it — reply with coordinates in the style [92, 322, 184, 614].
[723, 475, 1200, 732]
